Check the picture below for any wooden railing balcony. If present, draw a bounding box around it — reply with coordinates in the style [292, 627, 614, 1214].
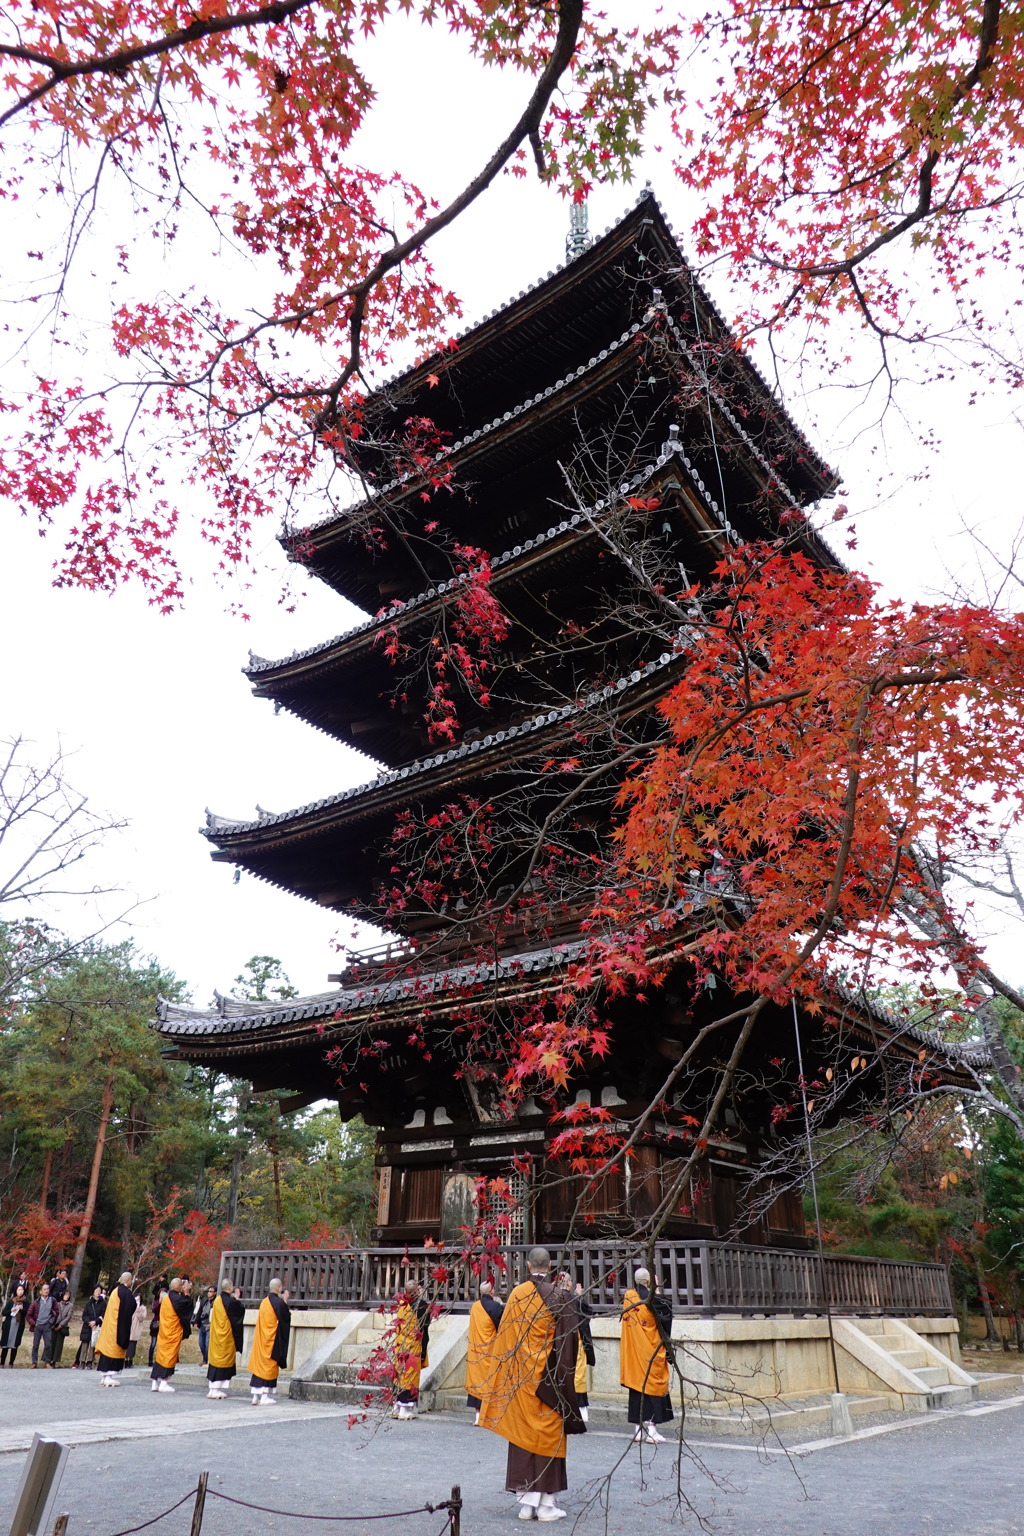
[219, 1241, 954, 1317]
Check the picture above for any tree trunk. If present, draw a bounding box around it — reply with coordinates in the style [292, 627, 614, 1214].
[56, 1135, 73, 1209]
[39, 1146, 53, 1210]
[1015, 1310, 1024, 1354]
[977, 1264, 1001, 1345]
[226, 1083, 249, 1228]
[69, 1076, 114, 1303]
[119, 1210, 131, 1272]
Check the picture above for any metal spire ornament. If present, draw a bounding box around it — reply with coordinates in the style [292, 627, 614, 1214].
[565, 199, 591, 261]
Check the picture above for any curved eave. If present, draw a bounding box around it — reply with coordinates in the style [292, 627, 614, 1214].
[245, 449, 736, 757]
[205, 646, 687, 871]
[342, 190, 834, 502]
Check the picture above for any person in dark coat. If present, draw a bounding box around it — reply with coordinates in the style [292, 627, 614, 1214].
[1, 1288, 27, 1366]
[75, 1287, 106, 1368]
[27, 1284, 56, 1368]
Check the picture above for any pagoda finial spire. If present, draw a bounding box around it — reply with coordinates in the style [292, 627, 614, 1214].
[565, 198, 591, 261]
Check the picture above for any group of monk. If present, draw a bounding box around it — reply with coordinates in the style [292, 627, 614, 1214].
[392, 1248, 674, 1522]
[89, 1269, 290, 1406]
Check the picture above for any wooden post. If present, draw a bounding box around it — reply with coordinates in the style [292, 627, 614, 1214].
[50, 1516, 68, 1536]
[189, 1473, 208, 1536]
[449, 1485, 461, 1536]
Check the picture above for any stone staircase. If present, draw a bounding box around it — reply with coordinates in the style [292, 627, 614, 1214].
[833, 1318, 1021, 1410]
[289, 1309, 469, 1408]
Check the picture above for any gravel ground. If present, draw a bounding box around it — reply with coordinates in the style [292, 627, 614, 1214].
[0, 1364, 1022, 1536]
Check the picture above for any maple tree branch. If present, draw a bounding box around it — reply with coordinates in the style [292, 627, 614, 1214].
[765, 0, 1003, 284]
[317, 0, 585, 422]
[0, 0, 318, 131]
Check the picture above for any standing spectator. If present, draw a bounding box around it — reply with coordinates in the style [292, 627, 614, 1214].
[74, 1287, 106, 1368]
[125, 1293, 148, 1367]
[192, 1286, 216, 1365]
[1, 1287, 27, 1367]
[50, 1293, 74, 1367]
[48, 1271, 72, 1368]
[27, 1283, 56, 1368]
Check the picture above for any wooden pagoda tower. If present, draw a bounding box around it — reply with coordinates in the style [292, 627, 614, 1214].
[156, 192, 981, 1252]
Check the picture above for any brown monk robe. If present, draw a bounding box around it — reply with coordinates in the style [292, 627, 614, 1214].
[95, 1272, 137, 1386]
[206, 1279, 246, 1399]
[619, 1267, 674, 1444]
[466, 1281, 504, 1423]
[479, 1248, 584, 1523]
[150, 1279, 192, 1393]
[248, 1278, 291, 1405]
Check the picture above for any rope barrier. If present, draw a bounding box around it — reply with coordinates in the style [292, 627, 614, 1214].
[207, 1492, 458, 1522]
[94, 1476, 461, 1536]
[103, 1491, 197, 1536]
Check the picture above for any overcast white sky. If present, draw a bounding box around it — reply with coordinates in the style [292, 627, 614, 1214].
[2, 12, 1023, 1003]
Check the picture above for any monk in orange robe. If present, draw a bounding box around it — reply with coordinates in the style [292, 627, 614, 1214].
[248, 1278, 291, 1405]
[619, 1267, 673, 1444]
[95, 1271, 136, 1387]
[479, 1248, 584, 1522]
[150, 1278, 192, 1393]
[465, 1281, 503, 1423]
[206, 1278, 245, 1399]
[393, 1280, 431, 1420]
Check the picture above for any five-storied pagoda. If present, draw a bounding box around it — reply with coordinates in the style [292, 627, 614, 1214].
[156, 192, 979, 1251]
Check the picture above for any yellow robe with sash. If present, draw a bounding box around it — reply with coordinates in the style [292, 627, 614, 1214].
[95, 1288, 127, 1363]
[574, 1335, 588, 1396]
[154, 1293, 185, 1371]
[395, 1300, 429, 1393]
[478, 1279, 566, 1461]
[465, 1298, 500, 1403]
[619, 1287, 669, 1396]
[248, 1296, 283, 1383]
[208, 1294, 238, 1372]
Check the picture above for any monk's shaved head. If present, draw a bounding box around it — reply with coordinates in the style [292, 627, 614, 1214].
[268, 1277, 283, 1294]
[527, 1247, 551, 1273]
[119, 1271, 133, 1284]
[634, 1267, 651, 1286]
[169, 1277, 183, 1291]
[221, 1277, 234, 1291]
[479, 1281, 494, 1296]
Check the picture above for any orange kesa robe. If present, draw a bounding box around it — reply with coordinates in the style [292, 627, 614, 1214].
[619, 1287, 670, 1397]
[248, 1294, 290, 1384]
[465, 1297, 502, 1407]
[478, 1279, 577, 1460]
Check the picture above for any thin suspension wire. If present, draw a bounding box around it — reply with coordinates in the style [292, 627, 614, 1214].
[689, 274, 731, 537]
[792, 996, 842, 1394]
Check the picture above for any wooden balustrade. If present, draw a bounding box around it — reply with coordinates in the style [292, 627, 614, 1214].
[218, 1240, 953, 1317]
